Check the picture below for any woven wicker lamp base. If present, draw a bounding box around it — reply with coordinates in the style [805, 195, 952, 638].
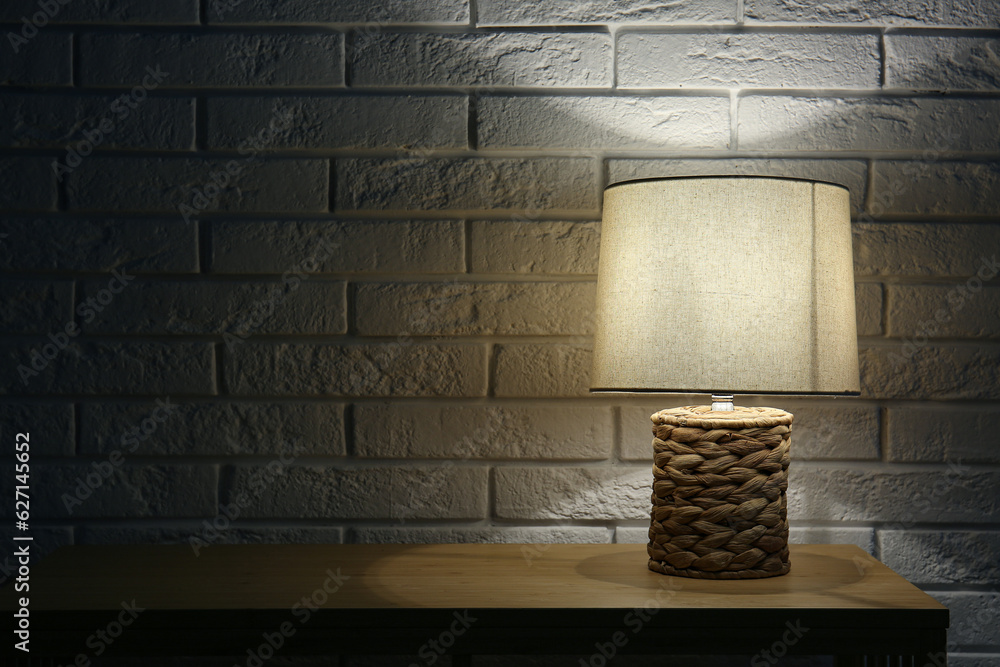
[647, 406, 793, 579]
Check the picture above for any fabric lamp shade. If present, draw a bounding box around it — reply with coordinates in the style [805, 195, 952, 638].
[591, 176, 860, 396]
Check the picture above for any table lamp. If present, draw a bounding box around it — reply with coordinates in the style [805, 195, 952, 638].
[591, 176, 860, 579]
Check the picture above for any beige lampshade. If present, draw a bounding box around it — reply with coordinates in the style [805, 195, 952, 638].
[590, 176, 860, 395]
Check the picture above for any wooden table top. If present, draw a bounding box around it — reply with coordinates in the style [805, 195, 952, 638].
[2, 543, 949, 658]
[5, 543, 945, 614]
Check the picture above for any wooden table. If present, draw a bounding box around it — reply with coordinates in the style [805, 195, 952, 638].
[2, 543, 947, 665]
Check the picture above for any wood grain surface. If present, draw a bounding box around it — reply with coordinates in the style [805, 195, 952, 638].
[3, 543, 945, 611]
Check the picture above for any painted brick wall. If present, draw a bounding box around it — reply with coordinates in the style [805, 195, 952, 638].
[1, 0, 999, 664]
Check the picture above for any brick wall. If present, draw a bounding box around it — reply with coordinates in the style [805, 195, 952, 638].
[1, 0, 999, 664]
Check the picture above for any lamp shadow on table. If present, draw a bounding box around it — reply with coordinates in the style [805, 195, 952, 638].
[573, 548, 867, 597]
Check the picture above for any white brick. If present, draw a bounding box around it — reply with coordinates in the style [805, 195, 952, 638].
[352, 526, 610, 543]
[788, 464, 1000, 523]
[0, 342, 216, 396]
[0, 280, 72, 334]
[789, 527, 875, 553]
[856, 282, 883, 336]
[479, 96, 730, 149]
[871, 161, 1000, 218]
[354, 404, 612, 459]
[0, 403, 74, 456]
[0, 93, 194, 150]
[0, 33, 70, 85]
[355, 282, 595, 336]
[860, 344, 1000, 400]
[495, 466, 650, 520]
[351, 32, 612, 88]
[928, 592, 1000, 646]
[614, 526, 649, 544]
[225, 343, 487, 397]
[80, 33, 343, 87]
[0, 1, 198, 23]
[206, 0, 469, 24]
[211, 220, 464, 274]
[478, 0, 736, 25]
[223, 465, 488, 519]
[21, 464, 217, 519]
[67, 157, 328, 214]
[336, 157, 599, 213]
[0, 219, 197, 273]
[607, 158, 867, 214]
[82, 280, 347, 335]
[0, 157, 57, 211]
[888, 285, 1000, 339]
[887, 407, 1000, 464]
[80, 402, 345, 456]
[619, 403, 682, 462]
[739, 97, 1000, 152]
[746, 0, 1000, 27]
[879, 530, 1000, 584]
[470, 221, 599, 275]
[887, 36, 1000, 91]
[785, 405, 880, 461]
[493, 343, 592, 397]
[853, 223, 1000, 278]
[618, 33, 879, 89]
[947, 657, 1000, 667]
[207, 96, 467, 150]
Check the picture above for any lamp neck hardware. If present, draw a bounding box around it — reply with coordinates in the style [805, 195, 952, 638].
[711, 394, 735, 411]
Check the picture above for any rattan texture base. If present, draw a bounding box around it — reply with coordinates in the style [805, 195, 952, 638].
[647, 406, 793, 580]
